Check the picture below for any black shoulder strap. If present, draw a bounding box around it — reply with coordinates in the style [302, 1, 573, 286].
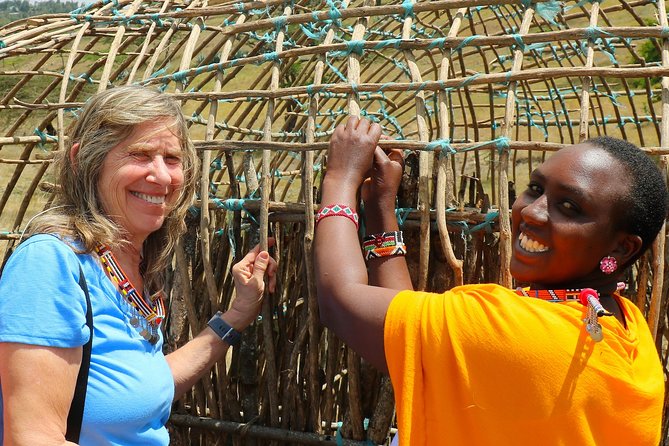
[65, 264, 93, 443]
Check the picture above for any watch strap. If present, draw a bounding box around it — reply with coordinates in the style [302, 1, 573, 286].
[207, 311, 242, 346]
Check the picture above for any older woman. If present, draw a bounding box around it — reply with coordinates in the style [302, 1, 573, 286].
[315, 117, 667, 445]
[0, 86, 276, 445]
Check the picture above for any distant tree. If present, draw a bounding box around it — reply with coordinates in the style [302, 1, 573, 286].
[0, 0, 82, 24]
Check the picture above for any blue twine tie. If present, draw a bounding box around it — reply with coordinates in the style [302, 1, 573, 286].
[345, 39, 366, 55]
[495, 136, 510, 154]
[465, 211, 499, 235]
[272, 16, 287, 30]
[401, 0, 414, 18]
[425, 139, 456, 155]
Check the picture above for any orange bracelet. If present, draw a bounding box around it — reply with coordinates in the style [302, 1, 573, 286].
[362, 231, 406, 261]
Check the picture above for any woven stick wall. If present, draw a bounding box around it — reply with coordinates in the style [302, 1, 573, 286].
[1, 0, 669, 443]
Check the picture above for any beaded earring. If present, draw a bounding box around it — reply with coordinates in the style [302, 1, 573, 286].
[599, 256, 618, 274]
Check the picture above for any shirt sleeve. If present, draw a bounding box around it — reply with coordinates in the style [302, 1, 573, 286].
[384, 289, 430, 445]
[0, 234, 90, 347]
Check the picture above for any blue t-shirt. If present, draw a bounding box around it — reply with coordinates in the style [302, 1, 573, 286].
[0, 234, 174, 445]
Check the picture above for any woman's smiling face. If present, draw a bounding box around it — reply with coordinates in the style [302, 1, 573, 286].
[97, 119, 184, 247]
[510, 143, 630, 288]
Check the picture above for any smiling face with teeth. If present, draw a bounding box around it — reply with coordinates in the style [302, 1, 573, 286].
[510, 143, 634, 289]
[97, 119, 184, 248]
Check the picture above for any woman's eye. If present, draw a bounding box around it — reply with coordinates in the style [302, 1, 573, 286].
[131, 152, 150, 160]
[561, 201, 578, 212]
[526, 183, 542, 194]
[166, 155, 182, 165]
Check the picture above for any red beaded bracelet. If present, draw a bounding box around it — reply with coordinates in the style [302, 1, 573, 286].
[315, 204, 359, 230]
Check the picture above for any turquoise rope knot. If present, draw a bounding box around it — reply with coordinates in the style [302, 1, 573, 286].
[584, 26, 600, 40]
[215, 198, 245, 211]
[211, 158, 223, 171]
[536, 0, 562, 24]
[328, 6, 342, 21]
[426, 139, 456, 155]
[325, 4, 343, 27]
[584, 26, 611, 41]
[77, 73, 93, 84]
[345, 39, 365, 55]
[401, 0, 414, 18]
[0, 41, 5, 49]
[466, 210, 499, 235]
[150, 13, 163, 27]
[263, 52, 280, 63]
[495, 136, 510, 154]
[34, 128, 56, 145]
[272, 16, 287, 30]
[171, 70, 189, 83]
[395, 208, 413, 228]
[661, 27, 669, 38]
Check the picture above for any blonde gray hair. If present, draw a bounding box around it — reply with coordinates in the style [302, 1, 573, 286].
[28, 85, 198, 293]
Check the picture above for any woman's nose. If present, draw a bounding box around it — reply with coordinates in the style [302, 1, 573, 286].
[521, 195, 548, 224]
[147, 156, 171, 185]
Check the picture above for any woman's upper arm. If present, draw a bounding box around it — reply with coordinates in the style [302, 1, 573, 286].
[318, 283, 398, 372]
[0, 342, 81, 445]
[0, 236, 89, 445]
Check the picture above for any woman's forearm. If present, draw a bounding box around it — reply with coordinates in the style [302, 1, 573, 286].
[166, 308, 252, 399]
[315, 177, 368, 296]
[314, 177, 396, 371]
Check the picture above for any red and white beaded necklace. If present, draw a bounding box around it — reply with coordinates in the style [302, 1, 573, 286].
[96, 245, 165, 344]
[515, 285, 622, 342]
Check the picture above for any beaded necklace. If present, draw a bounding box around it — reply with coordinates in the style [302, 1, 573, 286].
[96, 245, 164, 344]
[515, 286, 617, 342]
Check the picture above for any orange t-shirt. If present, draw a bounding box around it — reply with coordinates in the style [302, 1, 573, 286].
[384, 284, 663, 445]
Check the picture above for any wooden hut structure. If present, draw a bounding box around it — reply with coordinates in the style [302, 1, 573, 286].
[1, 0, 668, 443]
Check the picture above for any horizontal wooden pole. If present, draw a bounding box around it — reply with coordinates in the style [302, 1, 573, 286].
[3, 137, 669, 156]
[169, 414, 381, 446]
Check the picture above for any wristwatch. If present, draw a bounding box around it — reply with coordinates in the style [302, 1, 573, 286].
[207, 311, 242, 346]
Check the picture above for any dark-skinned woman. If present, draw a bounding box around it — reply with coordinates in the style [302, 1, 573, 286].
[314, 117, 667, 445]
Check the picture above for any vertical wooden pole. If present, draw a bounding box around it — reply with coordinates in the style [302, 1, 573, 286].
[498, 6, 535, 287]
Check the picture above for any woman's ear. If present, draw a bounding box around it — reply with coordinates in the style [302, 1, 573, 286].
[70, 143, 80, 169]
[612, 233, 643, 266]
